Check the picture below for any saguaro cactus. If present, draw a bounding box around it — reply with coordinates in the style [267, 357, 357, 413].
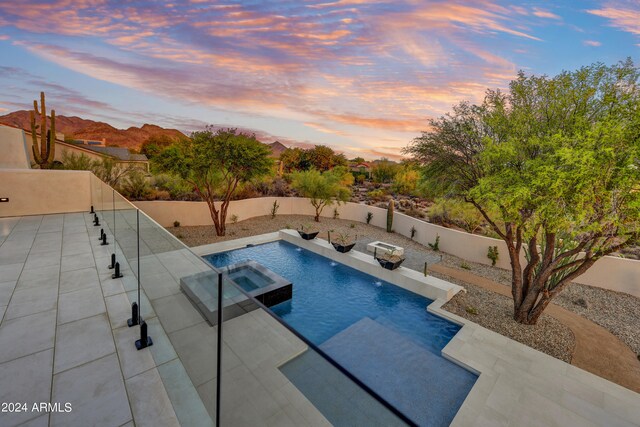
[30, 92, 56, 169]
[386, 199, 394, 232]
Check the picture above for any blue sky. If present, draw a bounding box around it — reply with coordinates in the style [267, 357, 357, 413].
[0, 0, 639, 159]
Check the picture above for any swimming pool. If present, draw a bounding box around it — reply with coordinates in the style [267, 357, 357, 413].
[205, 240, 476, 426]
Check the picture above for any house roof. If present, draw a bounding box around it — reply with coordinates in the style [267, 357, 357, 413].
[80, 146, 148, 162]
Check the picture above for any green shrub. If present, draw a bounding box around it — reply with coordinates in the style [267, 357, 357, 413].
[367, 189, 386, 200]
[428, 198, 484, 233]
[366, 212, 373, 224]
[173, 220, 180, 228]
[487, 246, 499, 266]
[428, 234, 440, 251]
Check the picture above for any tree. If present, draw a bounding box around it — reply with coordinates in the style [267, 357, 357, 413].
[371, 158, 399, 183]
[405, 60, 640, 325]
[141, 134, 180, 160]
[280, 145, 347, 172]
[279, 147, 308, 172]
[291, 169, 351, 221]
[154, 127, 273, 235]
[392, 168, 420, 195]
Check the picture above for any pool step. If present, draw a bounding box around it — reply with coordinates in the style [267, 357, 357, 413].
[320, 317, 477, 427]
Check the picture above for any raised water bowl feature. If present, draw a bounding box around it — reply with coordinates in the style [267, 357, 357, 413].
[180, 260, 292, 325]
[366, 241, 404, 257]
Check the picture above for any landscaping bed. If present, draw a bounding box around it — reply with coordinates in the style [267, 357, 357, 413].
[438, 274, 575, 363]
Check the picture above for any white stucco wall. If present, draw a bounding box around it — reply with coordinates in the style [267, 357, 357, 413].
[0, 169, 91, 216]
[134, 198, 640, 297]
[0, 126, 31, 169]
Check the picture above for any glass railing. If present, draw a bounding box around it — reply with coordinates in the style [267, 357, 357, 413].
[89, 174, 412, 426]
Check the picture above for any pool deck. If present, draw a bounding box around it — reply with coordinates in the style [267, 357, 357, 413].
[0, 215, 337, 427]
[195, 231, 640, 427]
[1, 216, 639, 427]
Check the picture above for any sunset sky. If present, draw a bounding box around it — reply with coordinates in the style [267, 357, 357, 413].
[0, 1, 639, 159]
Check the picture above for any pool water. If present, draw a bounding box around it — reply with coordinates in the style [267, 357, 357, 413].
[227, 267, 274, 292]
[207, 241, 459, 353]
[206, 240, 476, 426]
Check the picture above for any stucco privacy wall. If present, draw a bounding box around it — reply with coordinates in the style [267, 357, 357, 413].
[0, 126, 30, 169]
[0, 169, 91, 216]
[134, 198, 640, 297]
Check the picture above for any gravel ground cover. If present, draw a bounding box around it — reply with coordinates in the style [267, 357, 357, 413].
[169, 214, 639, 360]
[438, 253, 640, 357]
[437, 273, 575, 363]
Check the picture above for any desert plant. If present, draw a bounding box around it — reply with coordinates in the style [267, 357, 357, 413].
[154, 127, 273, 236]
[350, 223, 355, 228]
[465, 306, 478, 315]
[406, 61, 640, 324]
[30, 92, 56, 169]
[487, 246, 499, 266]
[366, 212, 373, 224]
[460, 262, 471, 270]
[367, 189, 386, 201]
[428, 234, 440, 251]
[410, 226, 417, 239]
[270, 200, 280, 218]
[386, 199, 394, 232]
[173, 220, 180, 228]
[333, 207, 340, 219]
[230, 214, 238, 224]
[334, 231, 353, 245]
[120, 170, 151, 200]
[291, 169, 351, 222]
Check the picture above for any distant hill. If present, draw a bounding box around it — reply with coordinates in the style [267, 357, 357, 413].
[267, 141, 287, 158]
[0, 110, 186, 150]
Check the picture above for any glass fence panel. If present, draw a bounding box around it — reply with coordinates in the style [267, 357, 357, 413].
[87, 174, 411, 426]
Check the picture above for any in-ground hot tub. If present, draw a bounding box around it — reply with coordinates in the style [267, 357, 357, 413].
[180, 260, 292, 325]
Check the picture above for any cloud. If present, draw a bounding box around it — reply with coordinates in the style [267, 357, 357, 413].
[532, 8, 562, 20]
[587, 4, 640, 36]
[2, 0, 569, 158]
[583, 40, 602, 47]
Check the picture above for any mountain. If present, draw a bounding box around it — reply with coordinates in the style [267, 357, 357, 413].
[0, 110, 186, 150]
[267, 141, 287, 158]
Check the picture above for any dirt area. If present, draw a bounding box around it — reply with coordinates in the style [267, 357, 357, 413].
[169, 214, 639, 361]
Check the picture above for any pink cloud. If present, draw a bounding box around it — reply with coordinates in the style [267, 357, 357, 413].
[583, 40, 602, 47]
[587, 4, 640, 35]
[532, 8, 562, 20]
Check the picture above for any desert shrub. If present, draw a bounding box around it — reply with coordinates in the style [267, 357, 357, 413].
[404, 207, 426, 219]
[367, 189, 386, 201]
[428, 198, 484, 233]
[392, 169, 420, 195]
[366, 212, 373, 224]
[152, 173, 199, 201]
[119, 170, 152, 200]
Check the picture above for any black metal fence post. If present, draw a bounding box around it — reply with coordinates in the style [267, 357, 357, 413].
[216, 271, 223, 426]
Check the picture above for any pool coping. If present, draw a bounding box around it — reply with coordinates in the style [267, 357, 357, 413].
[193, 230, 640, 426]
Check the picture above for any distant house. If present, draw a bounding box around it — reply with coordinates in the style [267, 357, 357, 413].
[71, 138, 107, 147]
[349, 161, 371, 178]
